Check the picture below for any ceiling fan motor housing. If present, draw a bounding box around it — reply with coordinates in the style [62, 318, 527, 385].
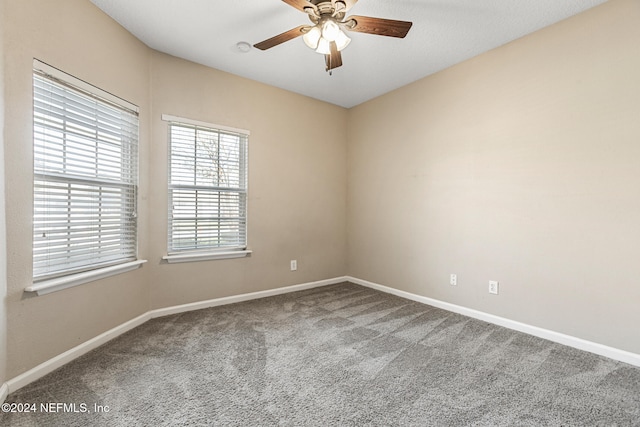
[309, 0, 345, 9]
[305, 0, 348, 21]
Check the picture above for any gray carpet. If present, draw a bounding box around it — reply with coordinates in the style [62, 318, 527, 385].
[1, 282, 639, 426]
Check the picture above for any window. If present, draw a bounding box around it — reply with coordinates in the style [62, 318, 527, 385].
[32, 62, 140, 283]
[164, 115, 249, 261]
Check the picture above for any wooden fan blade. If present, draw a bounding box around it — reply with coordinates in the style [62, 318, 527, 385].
[345, 15, 413, 38]
[325, 41, 343, 71]
[254, 25, 308, 50]
[281, 0, 313, 13]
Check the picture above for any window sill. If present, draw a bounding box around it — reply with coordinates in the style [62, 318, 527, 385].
[25, 260, 147, 296]
[162, 250, 252, 264]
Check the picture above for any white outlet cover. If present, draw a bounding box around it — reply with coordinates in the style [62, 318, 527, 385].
[489, 280, 499, 295]
[290, 260, 297, 271]
[450, 274, 457, 286]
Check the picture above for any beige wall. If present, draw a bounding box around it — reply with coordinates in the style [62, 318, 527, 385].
[148, 53, 347, 309]
[2, 0, 152, 378]
[2, 0, 347, 379]
[347, 0, 640, 354]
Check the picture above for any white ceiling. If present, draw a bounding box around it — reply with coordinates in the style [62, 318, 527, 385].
[89, 0, 607, 108]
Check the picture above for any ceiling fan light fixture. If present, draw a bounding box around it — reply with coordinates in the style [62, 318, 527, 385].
[334, 29, 351, 51]
[314, 30, 350, 54]
[302, 26, 322, 50]
[315, 37, 331, 55]
[304, 18, 351, 55]
[321, 19, 340, 41]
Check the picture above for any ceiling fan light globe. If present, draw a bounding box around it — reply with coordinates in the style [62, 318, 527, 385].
[335, 30, 351, 51]
[321, 19, 340, 42]
[315, 38, 331, 55]
[303, 26, 321, 49]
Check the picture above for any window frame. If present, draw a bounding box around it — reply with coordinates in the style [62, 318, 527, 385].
[28, 60, 145, 295]
[162, 114, 250, 263]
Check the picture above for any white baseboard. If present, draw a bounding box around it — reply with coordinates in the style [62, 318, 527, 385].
[6, 312, 151, 394]
[3, 276, 348, 397]
[346, 276, 640, 368]
[0, 382, 8, 405]
[150, 277, 345, 319]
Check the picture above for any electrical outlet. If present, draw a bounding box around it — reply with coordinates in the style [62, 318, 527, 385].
[290, 260, 297, 271]
[489, 280, 499, 295]
[450, 274, 457, 286]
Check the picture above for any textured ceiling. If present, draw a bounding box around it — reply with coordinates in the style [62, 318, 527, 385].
[89, 0, 607, 108]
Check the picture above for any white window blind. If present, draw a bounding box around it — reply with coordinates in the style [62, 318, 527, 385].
[33, 66, 139, 281]
[166, 118, 248, 253]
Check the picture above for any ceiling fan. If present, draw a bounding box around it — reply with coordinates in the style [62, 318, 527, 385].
[254, 0, 413, 73]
